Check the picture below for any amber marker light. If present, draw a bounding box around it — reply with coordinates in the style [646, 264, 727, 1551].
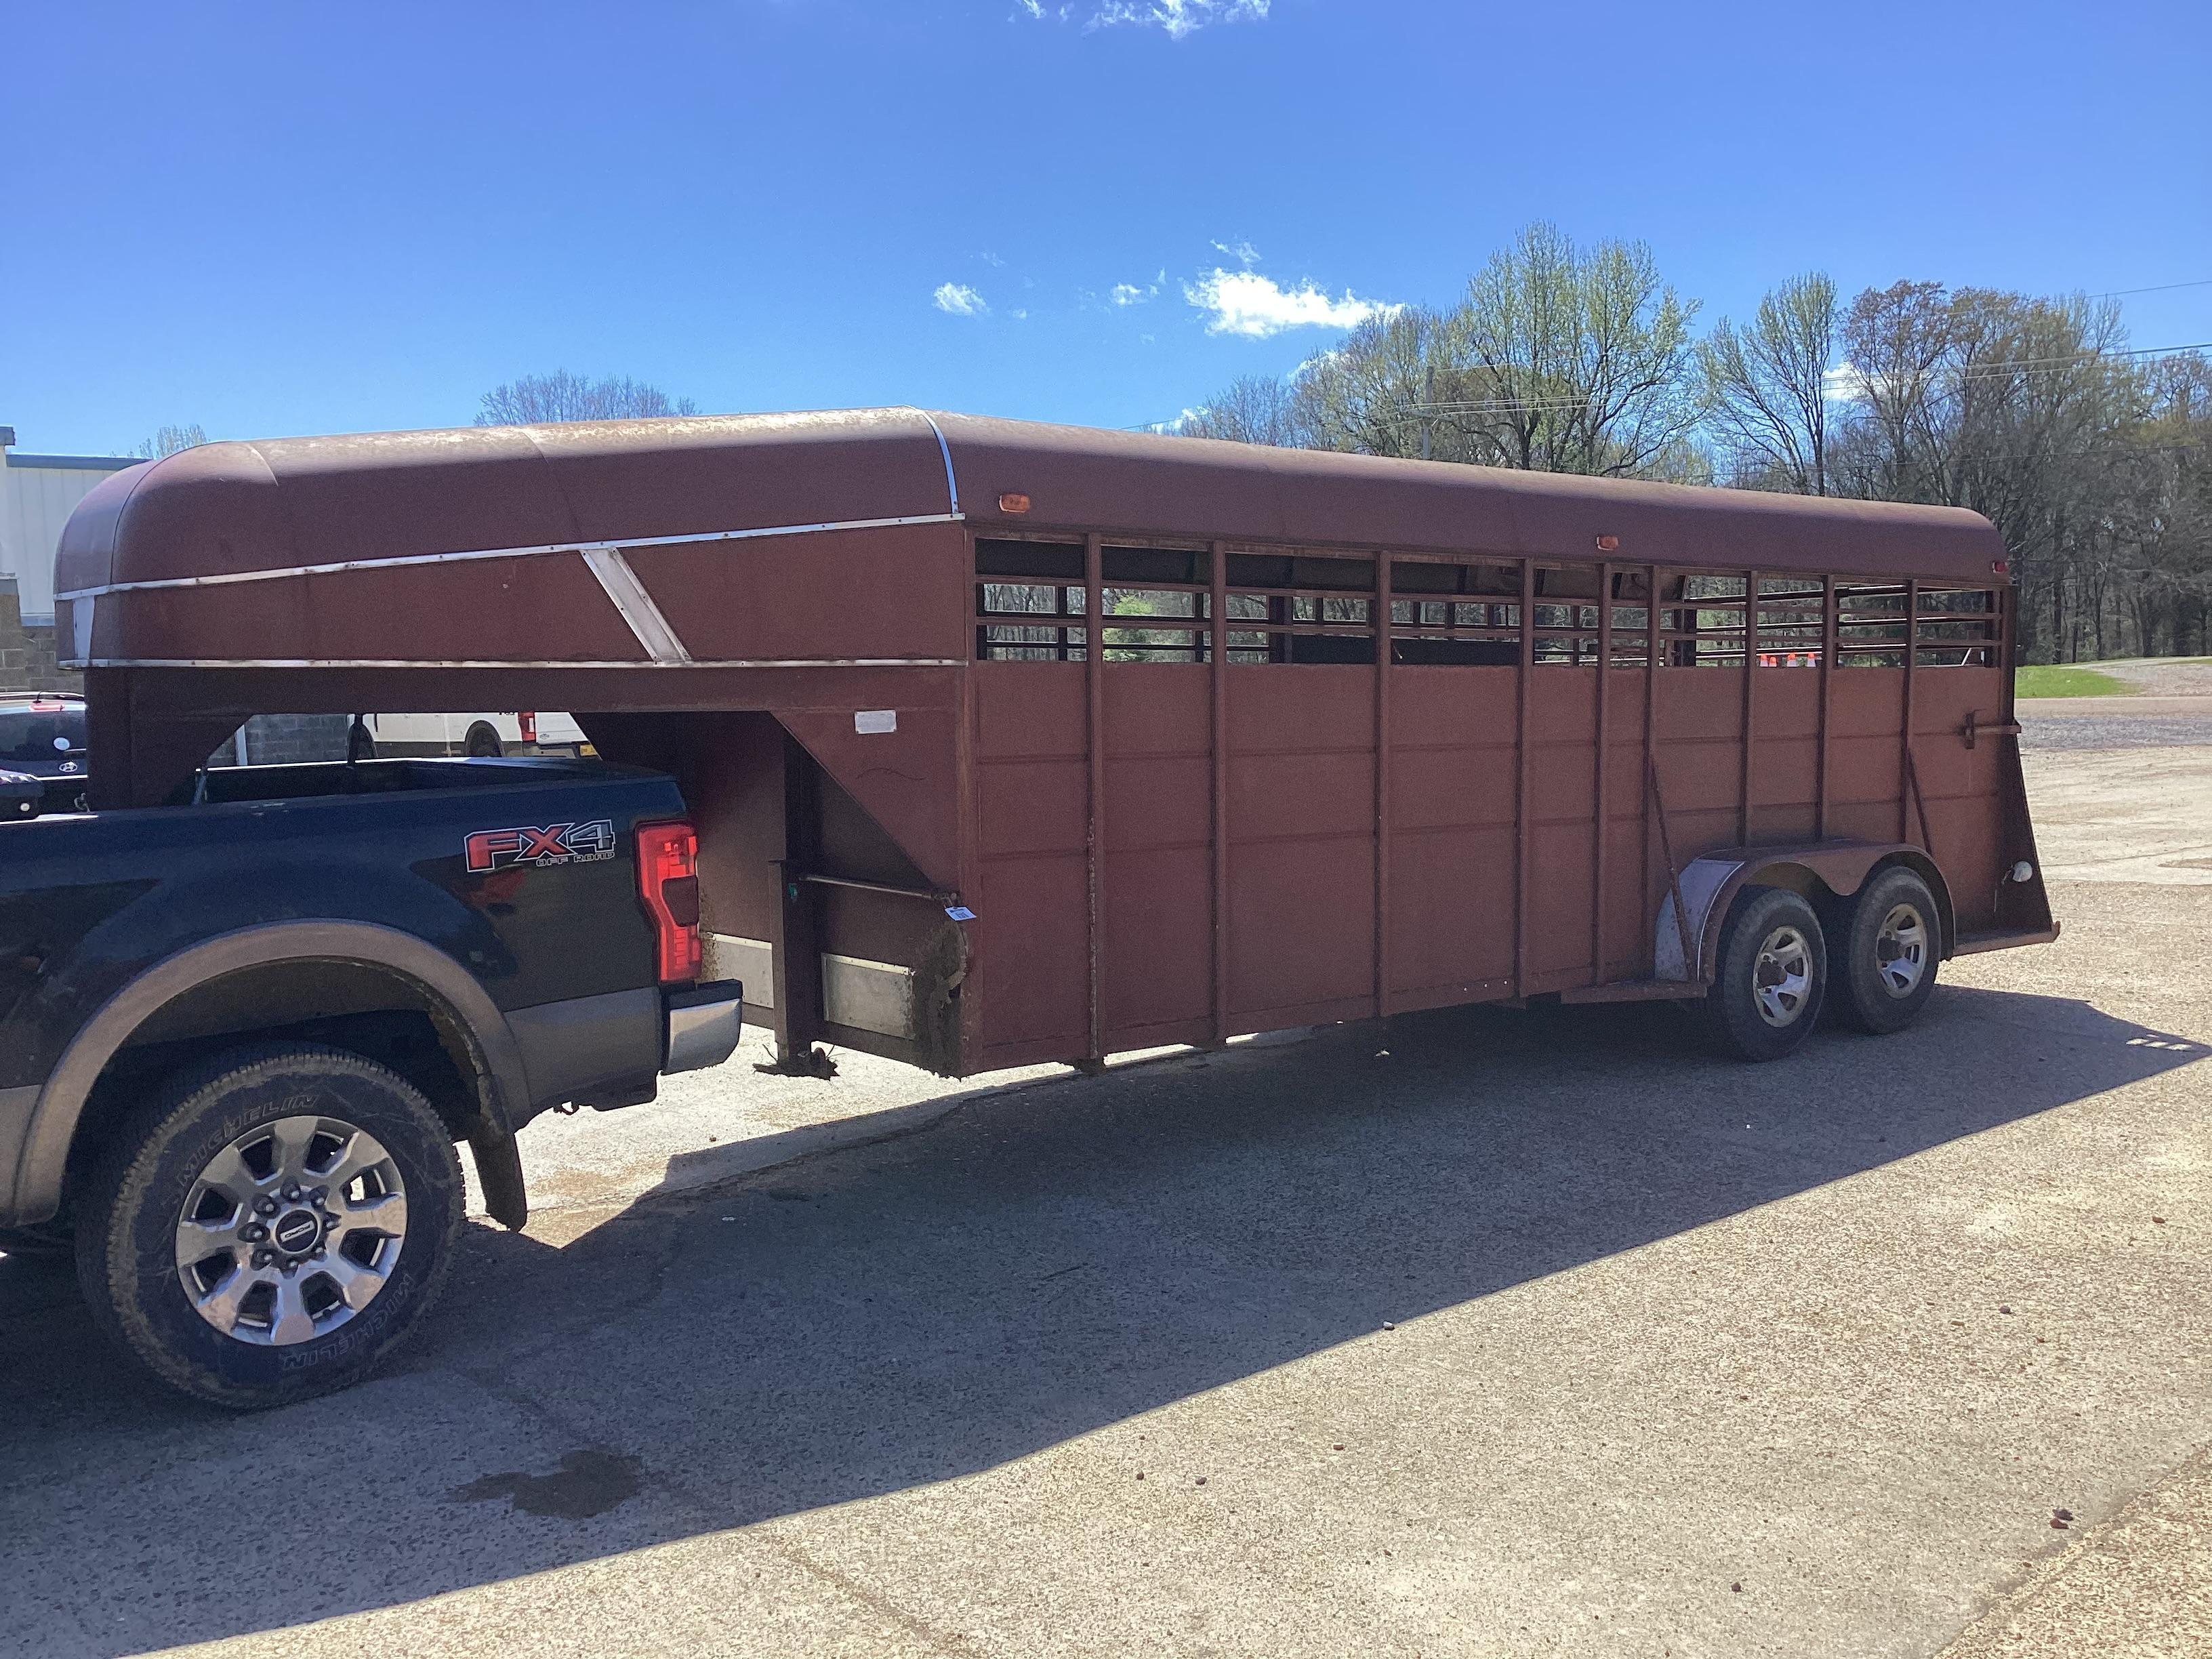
[1595, 534, 1620, 552]
[998, 492, 1031, 514]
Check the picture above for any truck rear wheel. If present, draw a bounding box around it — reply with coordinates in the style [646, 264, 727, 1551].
[1698, 886, 1828, 1062]
[1830, 866, 1940, 1034]
[74, 1043, 465, 1410]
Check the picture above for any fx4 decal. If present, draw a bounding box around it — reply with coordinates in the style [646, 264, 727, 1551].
[465, 819, 617, 873]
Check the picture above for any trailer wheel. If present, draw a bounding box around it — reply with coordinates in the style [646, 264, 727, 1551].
[74, 1043, 465, 1410]
[463, 722, 503, 758]
[1699, 886, 1828, 1061]
[1831, 865, 1940, 1034]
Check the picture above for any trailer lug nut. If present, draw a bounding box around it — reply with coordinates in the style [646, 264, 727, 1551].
[252, 1248, 274, 1269]
[255, 1197, 279, 1216]
[310, 1186, 328, 1204]
[241, 1223, 267, 1244]
[283, 1183, 302, 1202]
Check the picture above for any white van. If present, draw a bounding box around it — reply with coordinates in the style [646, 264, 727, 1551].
[360, 712, 589, 758]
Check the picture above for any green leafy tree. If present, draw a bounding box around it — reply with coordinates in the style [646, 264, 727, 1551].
[1699, 273, 1839, 494]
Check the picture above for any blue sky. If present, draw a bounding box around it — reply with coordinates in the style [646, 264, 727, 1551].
[5, 0, 2208, 455]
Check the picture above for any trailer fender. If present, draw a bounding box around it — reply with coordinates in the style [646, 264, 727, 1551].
[1655, 843, 1954, 985]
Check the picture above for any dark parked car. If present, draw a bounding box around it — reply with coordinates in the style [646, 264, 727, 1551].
[0, 693, 91, 813]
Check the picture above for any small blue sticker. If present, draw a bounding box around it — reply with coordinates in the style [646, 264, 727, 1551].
[945, 905, 976, 922]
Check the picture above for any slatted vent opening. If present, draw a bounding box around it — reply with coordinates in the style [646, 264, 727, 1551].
[975, 541, 2003, 670]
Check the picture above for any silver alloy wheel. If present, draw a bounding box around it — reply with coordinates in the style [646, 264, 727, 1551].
[171, 1115, 409, 1347]
[1751, 924, 1815, 1028]
[1875, 901, 1929, 998]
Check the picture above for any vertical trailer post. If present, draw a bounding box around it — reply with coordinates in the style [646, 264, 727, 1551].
[1210, 540, 1229, 1045]
[1515, 558, 1534, 996]
[1900, 577, 1919, 846]
[1740, 569, 1758, 845]
[1084, 533, 1105, 1063]
[1593, 561, 1612, 982]
[771, 730, 825, 1070]
[1817, 574, 1835, 838]
[1641, 565, 1660, 972]
[956, 619, 983, 1071]
[1374, 552, 1393, 1017]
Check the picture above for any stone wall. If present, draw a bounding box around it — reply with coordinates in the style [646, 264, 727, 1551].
[207, 714, 354, 767]
[0, 578, 78, 695]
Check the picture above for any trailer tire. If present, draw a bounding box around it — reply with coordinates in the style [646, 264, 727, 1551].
[1830, 865, 1940, 1035]
[463, 723, 503, 758]
[1699, 886, 1828, 1062]
[74, 1042, 465, 1410]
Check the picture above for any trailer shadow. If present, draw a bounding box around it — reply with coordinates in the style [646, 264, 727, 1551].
[0, 983, 2203, 1655]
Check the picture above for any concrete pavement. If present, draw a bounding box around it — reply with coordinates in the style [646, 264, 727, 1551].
[1, 723, 2206, 1658]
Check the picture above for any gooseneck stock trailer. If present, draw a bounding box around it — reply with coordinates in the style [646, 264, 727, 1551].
[57, 409, 2055, 1073]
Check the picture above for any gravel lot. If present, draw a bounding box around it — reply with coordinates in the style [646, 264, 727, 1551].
[1, 697, 2205, 1659]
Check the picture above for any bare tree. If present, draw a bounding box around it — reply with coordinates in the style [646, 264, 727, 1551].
[1179, 373, 1309, 448]
[1176, 224, 1702, 480]
[476, 371, 699, 426]
[1300, 307, 1512, 463]
[1454, 223, 1702, 476]
[135, 423, 207, 459]
[1831, 283, 2146, 657]
[1699, 273, 1839, 493]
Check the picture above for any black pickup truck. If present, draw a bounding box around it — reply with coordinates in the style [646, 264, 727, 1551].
[0, 756, 741, 1408]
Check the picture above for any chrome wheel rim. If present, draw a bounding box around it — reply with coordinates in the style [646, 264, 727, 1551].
[173, 1115, 408, 1347]
[1875, 903, 1929, 998]
[1753, 924, 1815, 1027]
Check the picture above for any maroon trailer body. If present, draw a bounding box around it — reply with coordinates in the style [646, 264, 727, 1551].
[56, 409, 2055, 1074]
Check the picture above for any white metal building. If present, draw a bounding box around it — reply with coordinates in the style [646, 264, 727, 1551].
[0, 426, 142, 625]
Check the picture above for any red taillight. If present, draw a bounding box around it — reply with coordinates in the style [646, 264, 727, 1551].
[636, 819, 702, 984]
[520, 712, 538, 743]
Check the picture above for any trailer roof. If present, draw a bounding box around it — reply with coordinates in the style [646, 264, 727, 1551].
[58, 407, 2006, 608]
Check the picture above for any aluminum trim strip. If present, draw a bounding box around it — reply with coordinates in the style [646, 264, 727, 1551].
[53, 511, 968, 602]
[581, 546, 692, 663]
[914, 409, 962, 516]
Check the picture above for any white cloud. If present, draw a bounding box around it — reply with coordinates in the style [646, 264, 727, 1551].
[1091, 0, 1269, 37]
[933, 282, 988, 316]
[1110, 270, 1166, 306]
[1211, 238, 1261, 266]
[1823, 363, 1870, 403]
[1016, 0, 1269, 38]
[1183, 268, 1399, 338]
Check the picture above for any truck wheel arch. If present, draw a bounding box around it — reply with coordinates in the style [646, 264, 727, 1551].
[1657, 844, 1956, 985]
[7, 921, 533, 1229]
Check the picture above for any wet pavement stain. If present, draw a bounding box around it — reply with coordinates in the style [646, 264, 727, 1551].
[451, 1449, 644, 1519]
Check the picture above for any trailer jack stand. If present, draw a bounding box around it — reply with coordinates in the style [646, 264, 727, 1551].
[756, 1044, 838, 1080]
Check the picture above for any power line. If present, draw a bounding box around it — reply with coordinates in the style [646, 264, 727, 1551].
[2089, 278, 2212, 299]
